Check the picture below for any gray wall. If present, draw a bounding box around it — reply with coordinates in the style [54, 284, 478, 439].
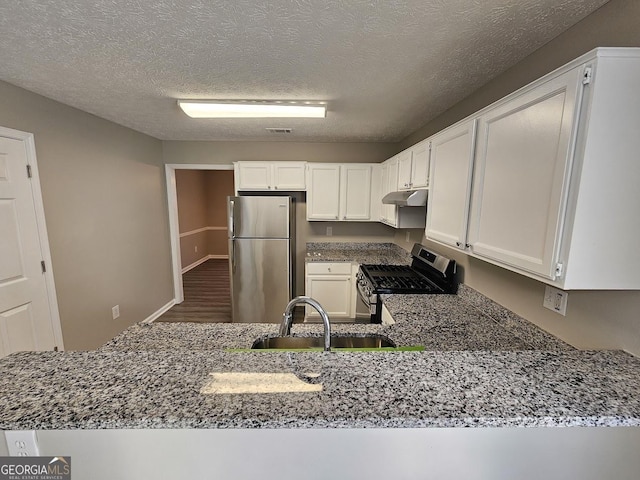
[162, 140, 397, 165]
[395, 0, 640, 356]
[0, 80, 174, 350]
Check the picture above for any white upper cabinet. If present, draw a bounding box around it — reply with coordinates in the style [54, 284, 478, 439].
[426, 119, 477, 250]
[272, 162, 307, 190]
[306, 164, 341, 220]
[235, 161, 306, 191]
[341, 164, 372, 220]
[380, 157, 399, 227]
[396, 150, 413, 190]
[426, 48, 640, 289]
[397, 140, 430, 190]
[306, 163, 374, 221]
[468, 66, 583, 279]
[235, 162, 272, 190]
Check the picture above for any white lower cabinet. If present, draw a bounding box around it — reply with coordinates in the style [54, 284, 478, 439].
[305, 262, 354, 320]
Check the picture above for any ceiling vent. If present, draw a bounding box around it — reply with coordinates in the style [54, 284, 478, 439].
[266, 128, 293, 134]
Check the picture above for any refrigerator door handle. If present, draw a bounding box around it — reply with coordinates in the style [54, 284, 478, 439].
[231, 239, 236, 273]
[228, 199, 235, 238]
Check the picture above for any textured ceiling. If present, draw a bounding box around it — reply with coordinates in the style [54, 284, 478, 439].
[0, 0, 609, 142]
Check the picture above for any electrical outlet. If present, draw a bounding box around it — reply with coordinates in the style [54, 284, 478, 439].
[326, 226, 332, 236]
[405, 231, 411, 242]
[112, 305, 120, 320]
[6, 431, 40, 456]
[195, 245, 198, 253]
[543, 286, 568, 316]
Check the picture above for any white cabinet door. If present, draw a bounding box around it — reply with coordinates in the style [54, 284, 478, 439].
[426, 119, 477, 249]
[305, 275, 352, 318]
[272, 162, 306, 190]
[410, 140, 430, 188]
[341, 165, 371, 220]
[396, 150, 413, 190]
[235, 162, 272, 190]
[381, 157, 399, 227]
[306, 164, 341, 220]
[468, 66, 584, 278]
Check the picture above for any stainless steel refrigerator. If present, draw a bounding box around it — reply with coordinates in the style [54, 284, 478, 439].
[227, 195, 295, 323]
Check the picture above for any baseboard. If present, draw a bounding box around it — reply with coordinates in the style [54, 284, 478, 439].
[182, 255, 229, 274]
[141, 299, 176, 324]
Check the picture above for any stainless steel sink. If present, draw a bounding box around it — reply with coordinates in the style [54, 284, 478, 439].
[251, 334, 396, 350]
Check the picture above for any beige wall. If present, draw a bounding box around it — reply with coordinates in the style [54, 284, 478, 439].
[176, 169, 234, 269]
[0, 80, 174, 350]
[206, 171, 235, 256]
[395, 0, 640, 356]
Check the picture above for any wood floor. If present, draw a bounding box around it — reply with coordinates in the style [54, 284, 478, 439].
[156, 259, 232, 323]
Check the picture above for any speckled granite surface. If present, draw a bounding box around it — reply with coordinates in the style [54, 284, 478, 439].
[1, 349, 639, 430]
[305, 242, 411, 264]
[1, 243, 637, 431]
[102, 284, 571, 352]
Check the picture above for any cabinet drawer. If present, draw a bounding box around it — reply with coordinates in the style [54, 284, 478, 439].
[306, 262, 352, 275]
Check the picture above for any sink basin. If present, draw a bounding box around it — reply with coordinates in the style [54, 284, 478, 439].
[251, 334, 396, 350]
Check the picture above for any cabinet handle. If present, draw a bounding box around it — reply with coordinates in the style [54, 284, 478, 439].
[465, 244, 470, 248]
[456, 242, 461, 247]
[274, 186, 278, 190]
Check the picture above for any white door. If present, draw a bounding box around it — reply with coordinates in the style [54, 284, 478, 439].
[306, 164, 341, 220]
[235, 162, 271, 190]
[426, 119, 477, 249]
[272, 162, 306, 190]
[410, 140, 430, 188]
[396, 150, 413, 190]
[0, 134, 59, 357]
[468, 66, 584, 278]
[341, 165, 371, 221]
[305, 276, 352, 318]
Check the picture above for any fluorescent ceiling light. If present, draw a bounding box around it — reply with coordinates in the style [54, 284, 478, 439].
[178, 100, 327, 118]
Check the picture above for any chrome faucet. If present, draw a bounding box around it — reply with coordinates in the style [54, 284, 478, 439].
[280, 296, 331, 352]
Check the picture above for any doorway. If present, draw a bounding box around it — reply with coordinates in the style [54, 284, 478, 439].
[0, 126, 64, 356]
[165, 164, 234, 313]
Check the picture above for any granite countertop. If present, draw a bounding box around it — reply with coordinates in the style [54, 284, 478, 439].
[1, 349, 639, 430]
[305, 242, 411, 264]
[1, 242, 639, 430]
[101, 284, 571, 352]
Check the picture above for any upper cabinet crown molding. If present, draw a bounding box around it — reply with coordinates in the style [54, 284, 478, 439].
[234, 161, 306, 191]
[425, 47, 640, 290]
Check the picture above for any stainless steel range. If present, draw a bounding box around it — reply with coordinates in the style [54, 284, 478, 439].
[355, 244, 458, 323]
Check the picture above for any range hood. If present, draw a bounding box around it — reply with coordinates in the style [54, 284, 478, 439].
[381, 189, 427, 207]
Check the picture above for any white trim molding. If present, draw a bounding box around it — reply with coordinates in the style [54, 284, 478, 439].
[0, 125, 65, 351]
[141, 300, 176, 324]
[179, 226, 228, 238]
[182, 254, 229, 274]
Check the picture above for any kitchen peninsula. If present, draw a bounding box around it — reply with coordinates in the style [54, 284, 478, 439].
[1, 243, 640, 479]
